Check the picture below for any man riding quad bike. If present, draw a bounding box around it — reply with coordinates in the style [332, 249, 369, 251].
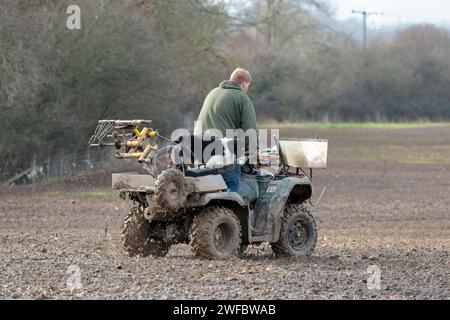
[89, 120, 328, 260]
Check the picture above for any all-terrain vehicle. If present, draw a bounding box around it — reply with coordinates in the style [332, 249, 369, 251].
[89, 120, 328, 260]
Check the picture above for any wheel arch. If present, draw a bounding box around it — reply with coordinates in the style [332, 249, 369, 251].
[288, 183, 312, 205]
[252, 176, 312, 242]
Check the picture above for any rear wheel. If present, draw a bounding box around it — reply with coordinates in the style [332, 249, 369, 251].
[189, 206, 241, 260]
[121, 207, 169, 257]
[271, 204, 317, 257]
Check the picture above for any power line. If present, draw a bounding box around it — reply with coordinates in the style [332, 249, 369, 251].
[352, 10, 383, 48]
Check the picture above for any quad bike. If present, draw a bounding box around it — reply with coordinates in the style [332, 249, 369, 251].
[89, 120, 328, 260]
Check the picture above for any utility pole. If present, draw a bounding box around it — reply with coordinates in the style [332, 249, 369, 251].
[352, 10, 383, 48]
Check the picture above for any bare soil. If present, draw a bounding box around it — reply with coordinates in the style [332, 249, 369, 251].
[0, 127, 449, 300]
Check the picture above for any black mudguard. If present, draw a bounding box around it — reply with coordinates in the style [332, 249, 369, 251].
[251, 176, 312, 242]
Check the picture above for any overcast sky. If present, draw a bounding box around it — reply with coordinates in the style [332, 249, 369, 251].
[330, 0, 450, 27]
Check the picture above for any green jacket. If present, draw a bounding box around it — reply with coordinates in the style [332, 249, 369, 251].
[195, 81, 257, 136]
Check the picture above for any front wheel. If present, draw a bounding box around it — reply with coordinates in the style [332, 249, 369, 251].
[189, 206, 241, 260]
[271, 204, 317, 257]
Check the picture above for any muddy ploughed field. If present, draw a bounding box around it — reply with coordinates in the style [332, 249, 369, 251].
[0, 127, 449, 300]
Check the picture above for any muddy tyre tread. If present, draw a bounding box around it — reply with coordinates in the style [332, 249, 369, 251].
[189, 206, 241, 260]
[121, 207, 168, 257]
[155, 169, 187, 212]
[271, 204, 317, 257]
